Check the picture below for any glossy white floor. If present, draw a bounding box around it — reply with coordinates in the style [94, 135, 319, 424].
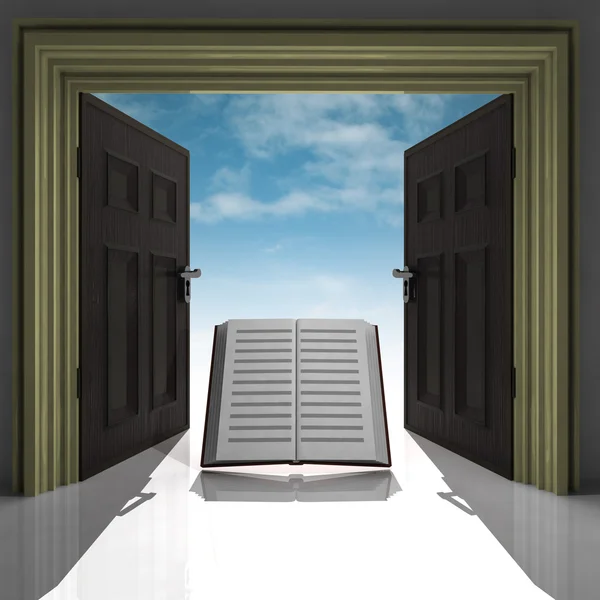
[1, 333, 598, 600]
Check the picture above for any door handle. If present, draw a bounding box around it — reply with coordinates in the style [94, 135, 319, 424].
[179, 266, 201, 304]
[392, 267, 417, 304]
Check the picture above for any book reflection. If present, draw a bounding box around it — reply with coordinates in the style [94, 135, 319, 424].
[191, 469, 401, 502]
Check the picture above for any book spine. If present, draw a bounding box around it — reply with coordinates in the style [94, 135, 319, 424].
[201, 323, 229, 467]
[294, 319, 299, 462]
[200, 324, 219, 467]
[374, 325, 392, 467]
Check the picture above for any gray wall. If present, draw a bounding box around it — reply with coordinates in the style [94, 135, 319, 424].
[0, 0, 598, 493]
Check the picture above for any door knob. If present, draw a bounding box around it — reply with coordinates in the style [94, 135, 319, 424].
[392, 267, 417, 304]
[179, 266, 201, 304]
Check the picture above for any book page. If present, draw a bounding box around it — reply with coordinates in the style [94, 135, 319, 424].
[214, 319, 297, 463]
[295, 319, 378, 463]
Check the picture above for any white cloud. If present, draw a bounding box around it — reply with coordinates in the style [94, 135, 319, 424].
[191, 193, 254, 223]
[190, 190, 332, 224]
[389, 94, 448, 138]
[208, 163, 252, 193]
[263, 243, 283, 253]
[189, 93, 452, 226]
[223, 93, 448, 161]
[191, 179, 405, 226]
[191, 185, 404, 226]
[223, 94, 391, 160]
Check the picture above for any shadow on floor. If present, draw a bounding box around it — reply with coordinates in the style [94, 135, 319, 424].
[0, 431, 187, 600]
[408, 431, 600, 600]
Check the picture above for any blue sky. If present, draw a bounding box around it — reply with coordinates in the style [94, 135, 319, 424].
[93, 92, 498, 352]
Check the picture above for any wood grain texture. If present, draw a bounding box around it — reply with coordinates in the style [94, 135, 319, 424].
[79, 93, 190, 480]
[405, 94, 514, 479]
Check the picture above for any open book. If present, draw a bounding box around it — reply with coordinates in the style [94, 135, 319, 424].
[201, 319, 391, 468]
[192, 470, 401, 502]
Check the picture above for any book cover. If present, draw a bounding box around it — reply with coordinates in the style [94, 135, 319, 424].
[201, 318, 391, 468]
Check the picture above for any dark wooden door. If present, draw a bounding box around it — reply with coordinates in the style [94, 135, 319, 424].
[404, 95, 514, 479]
[79, 93, 190, 480]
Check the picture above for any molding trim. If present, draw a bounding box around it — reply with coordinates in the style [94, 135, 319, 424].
[12, 20, 577, 496]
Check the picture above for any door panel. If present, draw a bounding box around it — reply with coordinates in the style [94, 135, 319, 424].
[404, 95, 513, 479]
[79, 93, 190, 480]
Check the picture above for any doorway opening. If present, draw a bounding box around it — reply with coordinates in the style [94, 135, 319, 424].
[80, 91, 511, 481]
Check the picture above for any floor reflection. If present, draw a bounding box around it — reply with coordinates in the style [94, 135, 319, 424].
[191, 469, 401, 502]
[0, 432, 186, 600]
[408, 431, 600, 600]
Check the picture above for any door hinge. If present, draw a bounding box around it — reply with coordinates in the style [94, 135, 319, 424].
[512, 366, 517, 399]
[76, 147, 82, 179]
[511, 147, 516, 180]
[76, 367, 81, 399]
